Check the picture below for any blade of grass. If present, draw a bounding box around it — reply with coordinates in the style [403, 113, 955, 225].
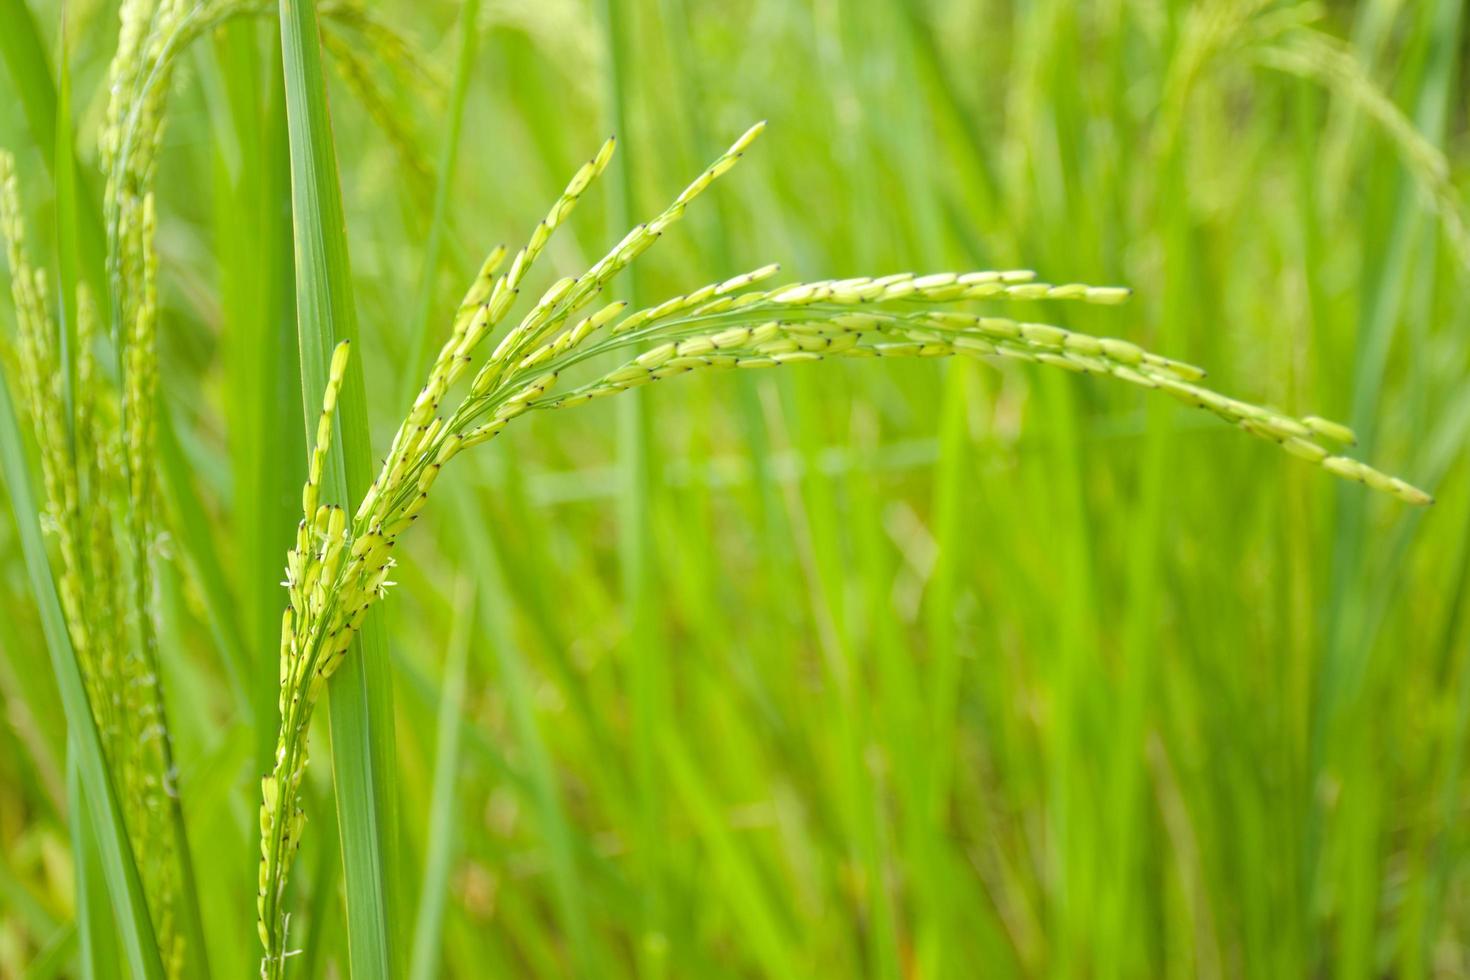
[0, 0, 107, 316]
[408, 576, 473, 980]
[453, 482, 597, 975]
[297, 785, 346, 980]
[662, 734, 800, 979]
[598, 3, 672, 972]
[400, 0, 483, 404]
[53, 19, 78, 443]
[0, 623, 64, 813]
[68, 744, 119, 980]
[1316, 7, 1462, 969]
[0, 367, 164, 980]
[1321, 0, 1462, 722]
[0, 840, 59, 945]
[205, 30, 306, 770]
[278, 0, 401, 974]
[155, 399, 251, 718]
[919, 357, 977, 973]
[22, 923, 76, 980]
[0, 0, 56, 154]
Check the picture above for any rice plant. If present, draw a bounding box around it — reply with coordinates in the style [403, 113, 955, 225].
[253, 109, 1431, 972]
[0, 0, 1463, 977]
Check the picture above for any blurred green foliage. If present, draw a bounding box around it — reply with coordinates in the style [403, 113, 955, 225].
[1, 0, 1469, 977]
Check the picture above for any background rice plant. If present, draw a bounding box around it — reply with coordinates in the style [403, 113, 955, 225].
[1, 0, 1469, 977]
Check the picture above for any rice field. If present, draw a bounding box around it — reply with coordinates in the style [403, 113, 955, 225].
[0, 0, 1467, 977]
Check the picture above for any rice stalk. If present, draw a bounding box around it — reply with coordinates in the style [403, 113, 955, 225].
[2, 153, 186, 975]
[0, 0, 241, 969]
[256, 118, 1432, 975]
[0, 0, 445, 971]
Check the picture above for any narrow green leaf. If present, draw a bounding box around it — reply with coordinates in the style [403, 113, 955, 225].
[662, 734, 799, 980]
[204, 29, 305, 770]
[52, 20, 78, 444]
[408, 577, 473, 980]
[277, 0, 400, 974]
[0, 0, 56, 153]
[68, 744, 118, 980]
[296, 791, 345, 980]
[0, 0, 107, 317]
[22, 921, 76, 980]
[155, 396, 252, 719]
[401, 0, 483, 404]
[598, 3, 670, 971]
[454, 484, 595, 975]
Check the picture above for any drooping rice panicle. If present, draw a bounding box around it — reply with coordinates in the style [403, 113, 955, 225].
[256, 117, 1432, 973]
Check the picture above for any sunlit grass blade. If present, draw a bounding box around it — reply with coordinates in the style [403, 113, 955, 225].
[0, 0, 56, 154]
[278, 0, 400, 974]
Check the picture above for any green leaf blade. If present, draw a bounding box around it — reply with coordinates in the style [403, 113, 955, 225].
[277, 0, 401, 975]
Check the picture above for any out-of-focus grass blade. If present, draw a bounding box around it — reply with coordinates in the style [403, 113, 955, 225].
[1317, 6, 1462, 969]
[53, 19, 78, 438]
[68, 746, 118, 980]
[278, 0, 400, 974]
[0, 626, 64, 813]
[1321, 0, 1461, 687]
[408, 576, 473, 980]
[0, 0, 56, 153]
[598, 2, 672, 970]
[662, 734, 799, 979]
[22, 922, 76, 980]
[0, 842, 59, 944]
[401, 0, 482, 402]
[297, 785, 345, 980]
[156, 401, 251, 717]
[205, 29, 306, 769]
[0, 0, 107, 320]
[454, 483, 597, 975]
[0, 371, 163, 980]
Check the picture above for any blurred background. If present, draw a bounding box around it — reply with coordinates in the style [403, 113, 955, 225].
[3, 0, 1470, 976]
